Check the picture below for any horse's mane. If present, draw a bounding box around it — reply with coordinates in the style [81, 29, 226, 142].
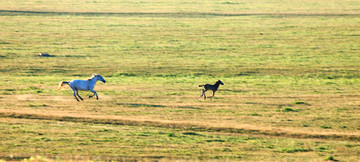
[87, 74, 97, 80]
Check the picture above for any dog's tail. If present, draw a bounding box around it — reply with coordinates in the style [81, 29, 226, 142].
[198, 85, 204, 87]
[58, 81, 70, 90]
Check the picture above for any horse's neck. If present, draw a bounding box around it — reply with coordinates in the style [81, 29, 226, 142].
[213, 82, 220, 88]
[89, 77, 98, 83]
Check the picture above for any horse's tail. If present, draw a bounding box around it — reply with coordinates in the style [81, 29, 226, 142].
[198, 85, 204, 87]
[58, 81, 70, 90]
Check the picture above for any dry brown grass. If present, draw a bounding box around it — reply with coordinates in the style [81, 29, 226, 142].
[1, 94, 360, 142]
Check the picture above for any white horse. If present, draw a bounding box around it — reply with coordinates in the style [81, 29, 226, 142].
[58, 74, 106, 101]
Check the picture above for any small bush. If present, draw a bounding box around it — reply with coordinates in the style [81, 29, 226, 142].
[206, 139, 225, 142]
[222, 148, 232, 152]
[249, 113, 260, 116]
[295, 101, 306, 104]
[320, 125, 332, 129]
[325, 155, 337, 161]
[293, 101, 310, 105]
[316, 147, 327, 152]
[182, 132, 202, 136]
[167, 132, 176, 137]
[282, 107, 297, 112]
[28, 104, 47, 107]
[278, 147, 311, 153]
[289, 101, 311, 106]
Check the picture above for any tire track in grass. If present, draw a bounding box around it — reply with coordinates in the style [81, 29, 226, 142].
[0, 110, 359, 141]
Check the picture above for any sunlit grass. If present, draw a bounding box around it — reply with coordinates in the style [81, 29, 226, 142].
[1, 0, 360, 161]
[1, 118, 359, 161]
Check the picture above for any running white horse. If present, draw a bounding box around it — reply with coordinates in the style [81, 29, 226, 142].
[58, 74, 106, 101]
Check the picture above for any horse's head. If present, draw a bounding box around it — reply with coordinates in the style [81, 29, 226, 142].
[217, 80, 224, 85]
[95, 74, 106, 83]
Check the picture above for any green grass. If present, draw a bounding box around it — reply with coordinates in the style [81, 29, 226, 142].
[1, 0, 360, 161]
[0, 118, 358, 161]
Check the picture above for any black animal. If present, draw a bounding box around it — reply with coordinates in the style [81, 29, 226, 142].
[199, 80, 224, 100]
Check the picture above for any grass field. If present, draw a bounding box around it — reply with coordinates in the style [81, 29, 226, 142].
[1, 0, 360, 161]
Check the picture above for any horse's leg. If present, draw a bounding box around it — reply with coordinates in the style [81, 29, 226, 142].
[76, 89, 83, 101]
[201, 89, 207, 99]
[73, 90, 80, 102]
[208, 90, 215, 101]
[203, 90, 207, 100]
[90, 90, 98, 100]
[89, 90, 95, 98]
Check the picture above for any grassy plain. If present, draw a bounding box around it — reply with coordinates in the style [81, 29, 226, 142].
[1, 0, 360, 161]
